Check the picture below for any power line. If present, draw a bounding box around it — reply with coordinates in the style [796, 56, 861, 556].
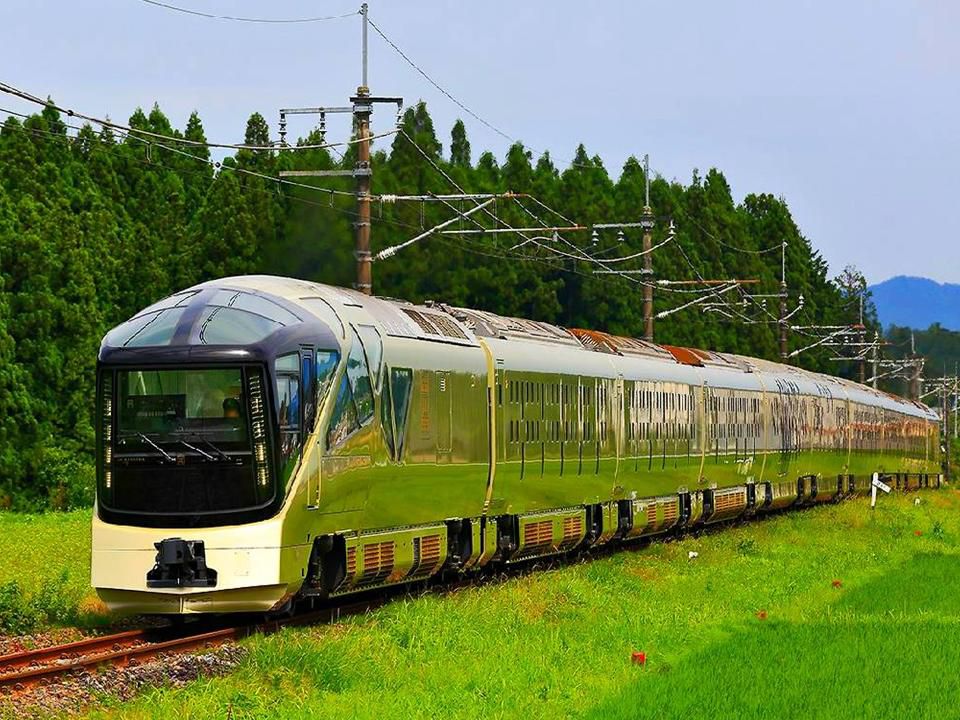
[136, 0, 359, 24]
[686, 215, 782, 255]
[0, 79, 397, 152]
[366, 15, 513, 144]
[367, 12, 604, 171]
[389, 129, 734, 298]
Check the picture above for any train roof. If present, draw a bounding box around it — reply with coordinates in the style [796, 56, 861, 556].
[105, 275, 936, 421]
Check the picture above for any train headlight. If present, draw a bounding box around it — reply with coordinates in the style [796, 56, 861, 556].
[247, 371, 271, 488]
[101, 373, 113, 490]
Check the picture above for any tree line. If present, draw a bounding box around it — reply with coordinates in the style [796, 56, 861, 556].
[0, 101, 871, 509]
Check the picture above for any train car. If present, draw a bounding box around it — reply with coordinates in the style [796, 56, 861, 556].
[91, 276, 942, 614]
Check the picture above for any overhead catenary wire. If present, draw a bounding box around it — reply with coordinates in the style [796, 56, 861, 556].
[367, 12, 604, 171]
[393, 130, 736, 298]
[0, 79, 398, 152]
[136, 0, 360, 24]
[366, 16, 512, 144]
[0, 100, 379, 202]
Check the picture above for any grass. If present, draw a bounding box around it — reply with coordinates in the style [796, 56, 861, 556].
[64, 490, 960, 719]
[0, 510, 108, 633]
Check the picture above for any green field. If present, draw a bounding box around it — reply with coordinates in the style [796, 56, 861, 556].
[0, 510, 108, 633]
[2, 492, 959, 719]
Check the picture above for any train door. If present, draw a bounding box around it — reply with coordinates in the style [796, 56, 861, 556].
[697, 382, 710, 483]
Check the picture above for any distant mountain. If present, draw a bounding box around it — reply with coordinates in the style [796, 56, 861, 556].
[869, 276, 960, 331]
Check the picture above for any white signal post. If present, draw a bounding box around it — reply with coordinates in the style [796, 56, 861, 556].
[870, 472, 891, 509]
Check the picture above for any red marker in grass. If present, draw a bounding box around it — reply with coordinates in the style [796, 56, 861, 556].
[631, 651, 647, 666]
[832, 579, 842, 588]
[756, 610, 768, 621]
[914, 530, 923, 537]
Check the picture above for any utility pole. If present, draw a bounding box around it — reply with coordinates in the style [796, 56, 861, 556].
[871, 331, 879, 389]
[857, 294, 866, 384]
[944, 380, 951, 483]
[279, 3, 402, 296]
[641, 153, 655, 341]
[908, 332, 922, 401]
[779, 241, 789, 362]
[354, 3, 373, 294]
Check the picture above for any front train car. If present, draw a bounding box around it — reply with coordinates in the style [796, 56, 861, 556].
[92, 277, 341, 614]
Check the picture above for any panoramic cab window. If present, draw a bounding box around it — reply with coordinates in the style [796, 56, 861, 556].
[346, 327, 374, 423]
[197, 290, 301, 345]
[275, 353, 301, 479]
[104, 306, 187, 348]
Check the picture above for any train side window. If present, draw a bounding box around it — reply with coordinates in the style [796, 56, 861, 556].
[347, 327, 374, 423]
[390, 368, 414, 458]
[327, 374, 359, 451]
[380, 369, 396, 459]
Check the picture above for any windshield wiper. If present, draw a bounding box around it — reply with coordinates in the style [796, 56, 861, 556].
[181, 433, 238, 464]
[172, 439, 216, 462]
[118, 431, 176, 464]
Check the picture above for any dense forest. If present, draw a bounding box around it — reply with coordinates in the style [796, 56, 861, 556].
[0, 101, 872, 509]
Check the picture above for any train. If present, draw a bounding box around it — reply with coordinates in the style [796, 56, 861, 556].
[91, 275, 942, 615]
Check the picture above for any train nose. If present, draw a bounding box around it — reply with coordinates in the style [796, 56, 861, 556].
[146, 538, 218, 589]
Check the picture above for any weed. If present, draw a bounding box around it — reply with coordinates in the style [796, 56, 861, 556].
[735, 537, 758, 556]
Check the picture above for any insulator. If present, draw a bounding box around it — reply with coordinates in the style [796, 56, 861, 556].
[617, 229, 625, 243]
[591, 230, 599, 245]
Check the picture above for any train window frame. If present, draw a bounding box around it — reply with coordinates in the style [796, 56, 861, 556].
[380, 366, 396, 459]
[299, 296, 346, 340]
[355, 324, 384, 390]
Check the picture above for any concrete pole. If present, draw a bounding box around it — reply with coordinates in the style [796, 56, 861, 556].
[641, 154, 654, 342]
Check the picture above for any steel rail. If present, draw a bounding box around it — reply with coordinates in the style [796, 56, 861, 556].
[0, 599, 384, 693]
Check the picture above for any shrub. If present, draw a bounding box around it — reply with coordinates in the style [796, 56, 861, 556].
[0, 571, 82, 634]
[35, 443, 95, 511]
[0, 579, 42, 634]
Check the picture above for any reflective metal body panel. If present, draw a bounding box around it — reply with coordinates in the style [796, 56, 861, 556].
[91, 276, 942, 613]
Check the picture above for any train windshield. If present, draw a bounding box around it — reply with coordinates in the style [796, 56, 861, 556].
[117, 368, 248, 445]
[99, 366, 273, 526]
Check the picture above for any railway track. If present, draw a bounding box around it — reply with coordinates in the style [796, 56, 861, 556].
[0, 599, 384, 694]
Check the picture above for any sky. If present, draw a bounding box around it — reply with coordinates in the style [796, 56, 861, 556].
[3, 0, 958, 285]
